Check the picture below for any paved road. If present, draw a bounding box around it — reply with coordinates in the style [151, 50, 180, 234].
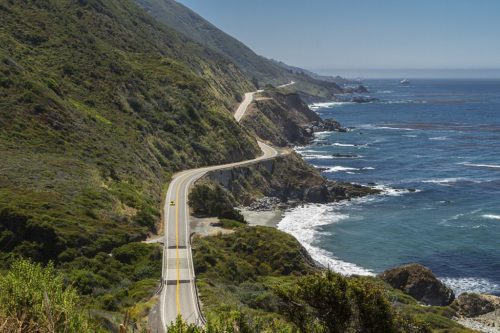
[233, 81, 294, 122]
[159, 86, 288, 329]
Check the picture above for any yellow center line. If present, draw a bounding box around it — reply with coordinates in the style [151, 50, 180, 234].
[175, 178, 181, 315]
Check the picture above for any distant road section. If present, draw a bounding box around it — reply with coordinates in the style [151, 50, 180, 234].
[234, 81, 294, 122]
[160, 82, 293, 330]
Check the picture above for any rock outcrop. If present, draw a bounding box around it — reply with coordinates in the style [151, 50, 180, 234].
[304, 119, 347, 135]
[242, 91, 346, 146]
[453, 293, 499, 317]
[378, 264, 455, 306]
[343, 85, 369, 94]
[202, 152, 379, 207]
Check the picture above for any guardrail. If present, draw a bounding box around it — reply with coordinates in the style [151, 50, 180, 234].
[189, 231, 207, 326]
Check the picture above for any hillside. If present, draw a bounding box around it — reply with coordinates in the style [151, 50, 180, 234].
[135, 0, 294, 85]
[134, 0, 346, 99]
[0, 0, 260, 266]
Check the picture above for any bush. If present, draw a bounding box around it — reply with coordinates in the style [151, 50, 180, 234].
[189, 181, 244, 222]
[274, 271, 428, 333]
[0, 259, 92, 332]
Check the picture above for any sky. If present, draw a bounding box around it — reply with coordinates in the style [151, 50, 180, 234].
[177, 0, 500, 78]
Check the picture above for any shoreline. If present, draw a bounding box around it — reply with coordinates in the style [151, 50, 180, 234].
[240, 208, 284, 228]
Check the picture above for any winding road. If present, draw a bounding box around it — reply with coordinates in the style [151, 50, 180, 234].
[159, 82, 294, 330]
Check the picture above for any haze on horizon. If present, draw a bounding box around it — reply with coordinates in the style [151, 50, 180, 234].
[177, 0, 500, 79]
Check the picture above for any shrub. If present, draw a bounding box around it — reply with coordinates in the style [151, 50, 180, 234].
[189, 181, 244, 222]
[0, 259, 92, 332]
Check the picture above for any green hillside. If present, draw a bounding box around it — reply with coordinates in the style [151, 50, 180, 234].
[0, 0, 260, 265]
[135, 0, 346, 98]
[135, 0, 293, 85]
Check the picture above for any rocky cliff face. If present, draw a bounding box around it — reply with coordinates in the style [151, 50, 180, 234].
[202, 152, 379, 207]
[242, 90, 345, 147]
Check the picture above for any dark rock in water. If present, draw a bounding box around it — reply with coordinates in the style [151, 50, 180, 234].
[351, 96, 378, 103]
[308, 119, 346, 133]
[378, 263, 455, 306]
[332, 153, 358, 158]
[453, 293, 496, 318]
[343, 85, 369, 94]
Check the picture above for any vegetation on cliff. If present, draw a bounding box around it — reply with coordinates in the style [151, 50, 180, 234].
[189, 227, 476, 333]
[188, 180, 245, 222]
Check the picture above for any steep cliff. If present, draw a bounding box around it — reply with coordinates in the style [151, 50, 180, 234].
[200, 152, 379, 207]
[242, 90, 345, 147]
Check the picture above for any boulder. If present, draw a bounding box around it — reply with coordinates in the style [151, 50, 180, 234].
[378, 263, 455, 306]
[453, 293, 497, 317]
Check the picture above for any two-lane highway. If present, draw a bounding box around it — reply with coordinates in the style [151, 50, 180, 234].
[160, 82, 293, 330]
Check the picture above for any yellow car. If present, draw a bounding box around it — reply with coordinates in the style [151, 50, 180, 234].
[170, 201, 175, 206]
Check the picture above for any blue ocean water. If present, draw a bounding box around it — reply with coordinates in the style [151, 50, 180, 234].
[278, 79, 500, 295]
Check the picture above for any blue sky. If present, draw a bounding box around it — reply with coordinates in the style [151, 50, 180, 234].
[177, 0, 500, 77]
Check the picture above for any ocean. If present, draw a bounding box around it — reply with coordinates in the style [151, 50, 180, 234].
[278, 79, 500, 296]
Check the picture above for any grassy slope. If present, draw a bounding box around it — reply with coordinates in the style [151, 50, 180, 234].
[0, 0, 260, 265]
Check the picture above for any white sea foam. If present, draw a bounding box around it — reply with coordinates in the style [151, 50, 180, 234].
[429, 136, 448, 140]
[332, 142, 357, 147]
[372, 184, 420, 196]
[314, 131, 331, 137]
[483, 214, 500, 220]
[380, 100, 428, 105]
[324, 166, 360, 173]
[277, 204, 375, 276]
[422, 177, 478, 185]
[441, 277, 500, 296]
[302, 154, 334, 160]
[377, 126, 416, 131]
[309, 101, 354, 110]
[362, 167, 376, 170]
[359, 124, 416, 131]
[296, 149, 329, 154]
[458, 162, 500, 169]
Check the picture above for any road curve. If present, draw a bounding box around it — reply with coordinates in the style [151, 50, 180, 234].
[160, 85, 288, 330]
[234, 81, 294, 122]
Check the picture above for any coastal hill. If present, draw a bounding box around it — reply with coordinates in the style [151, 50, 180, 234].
[134, 0, 347, 99]
[0, 0, 260, 265]
[135, 0, 288, 85]
[0, 1, 487, 332]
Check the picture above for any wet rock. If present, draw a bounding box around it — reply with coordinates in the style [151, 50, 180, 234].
[453, 293, 498, 318]
[378, 263, 455, 306]
[307, 119, 346, 133]
[351, 96, 378, 103]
